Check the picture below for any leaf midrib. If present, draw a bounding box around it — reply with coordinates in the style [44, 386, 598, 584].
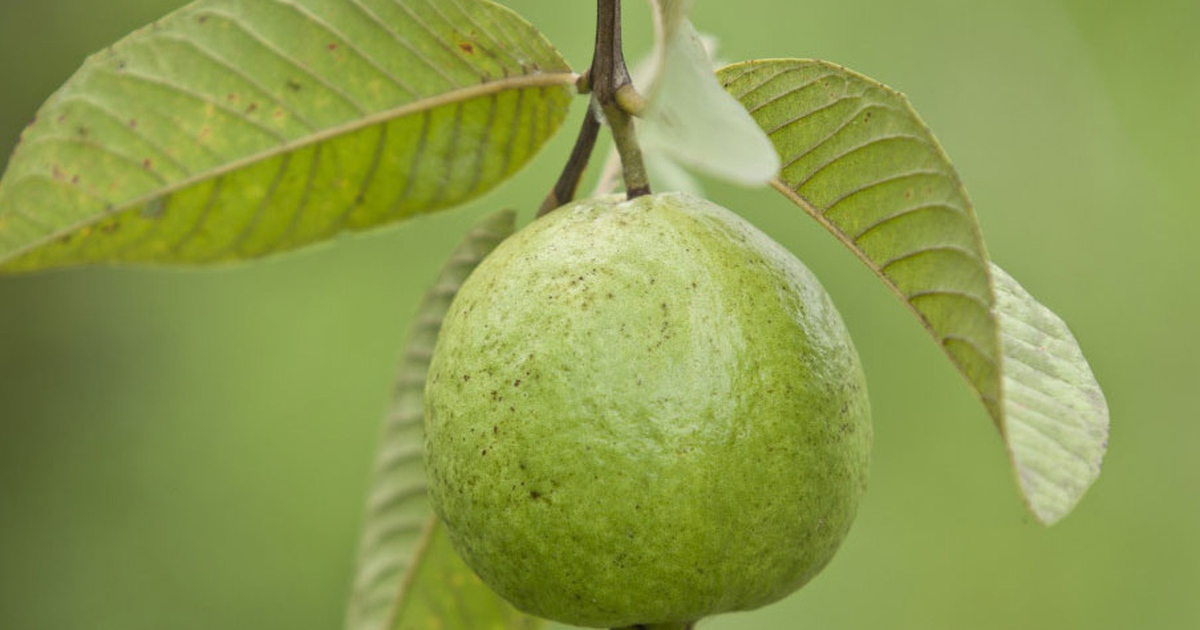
[770, 177, 1002, 410]
[2, 71, 576, 263]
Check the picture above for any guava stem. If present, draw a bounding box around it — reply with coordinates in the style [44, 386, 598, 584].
[591, 0, 651, 200]
[538, 111, 601, 216]
[539, 0, 650, 216]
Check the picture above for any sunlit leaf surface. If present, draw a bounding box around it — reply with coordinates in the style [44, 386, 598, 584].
[720, 59, 1107, 524]
[0, 0, 574, 271]
[344, 210, 537, 630]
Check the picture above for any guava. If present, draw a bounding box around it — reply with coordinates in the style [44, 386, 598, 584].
[424, 192, 871, 628]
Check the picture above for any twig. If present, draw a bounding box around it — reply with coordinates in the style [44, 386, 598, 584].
[538, 0, 651, 216]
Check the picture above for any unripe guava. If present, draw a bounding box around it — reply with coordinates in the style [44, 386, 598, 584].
[424, 192, 871, 628]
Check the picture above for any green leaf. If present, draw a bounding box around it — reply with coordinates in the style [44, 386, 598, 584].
[390, 518, 544, 630]
[344, 210, 538, 630]
[719, 59, 1108, 524]
[993, 264, 1108, 525]
[0, 0, 574, 272]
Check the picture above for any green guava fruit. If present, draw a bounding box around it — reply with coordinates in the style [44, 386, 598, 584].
[424, 192, 871, 628]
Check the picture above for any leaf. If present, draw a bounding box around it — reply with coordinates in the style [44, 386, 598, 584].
[637, 2, 778, 186]
[390, 518, 544, 630]
[719, 59, 1108, 524]
[649, 0, 694, 38]
[344, 210, 539, 630]
[0, 0, 575, 272]
[993, 264, 1108, 524]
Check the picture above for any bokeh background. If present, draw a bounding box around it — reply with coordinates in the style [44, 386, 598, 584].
[1, 1, 1195, 628]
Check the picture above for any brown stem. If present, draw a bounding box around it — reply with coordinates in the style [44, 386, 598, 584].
[539, 0, 650, 216]
[538, 112, 601, 217]
[591, 0, 650, 199]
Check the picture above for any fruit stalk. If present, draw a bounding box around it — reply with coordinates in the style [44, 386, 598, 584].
[539, 0, 650, 216]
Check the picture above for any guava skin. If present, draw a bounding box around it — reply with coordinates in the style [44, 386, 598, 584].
[424, 192, 871, 628]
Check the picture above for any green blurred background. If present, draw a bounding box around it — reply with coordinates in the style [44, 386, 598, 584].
[0, 1, 1195, 628]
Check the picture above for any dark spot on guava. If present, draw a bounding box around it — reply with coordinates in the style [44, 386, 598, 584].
[513, 379, 521, 387]
[462, 374, 471, 382]
[481, 449, 487, 456]
[529, 490, 541, 500]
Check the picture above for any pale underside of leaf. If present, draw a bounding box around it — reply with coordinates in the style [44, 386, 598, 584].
[344, 209, 539, 630]
[638, 2, 778, 186]
[992, 264, 1108, 524]
[720, 59, 1107, 524]
[0, 0, 575, 272]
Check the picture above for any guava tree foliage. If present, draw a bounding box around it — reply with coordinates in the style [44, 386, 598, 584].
[0, 1, 1109, 629]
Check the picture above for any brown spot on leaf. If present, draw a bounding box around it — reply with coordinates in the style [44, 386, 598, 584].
[327, 43, 338, 51]
[142, 158, 152, 170]
[458, 42, 475, 54]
